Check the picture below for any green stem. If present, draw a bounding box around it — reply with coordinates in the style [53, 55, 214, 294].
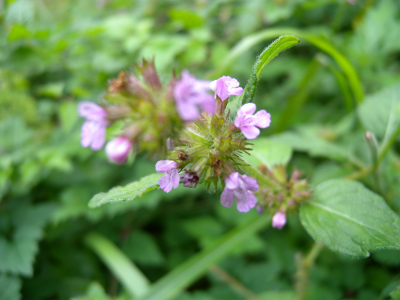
[295, 242, 325, 300]
[209, 265, 261, 300]
[377, 123, 400, 165]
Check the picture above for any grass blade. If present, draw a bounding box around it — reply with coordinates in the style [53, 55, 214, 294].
[85, 233, 150, 298]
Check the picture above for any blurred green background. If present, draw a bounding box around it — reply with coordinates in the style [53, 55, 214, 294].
[1, 0, 400, 299]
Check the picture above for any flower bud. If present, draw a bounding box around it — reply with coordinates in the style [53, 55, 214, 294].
[105, 136, 133, 164]
[272, 212, 286, 230]
[181, 171, 199, 188]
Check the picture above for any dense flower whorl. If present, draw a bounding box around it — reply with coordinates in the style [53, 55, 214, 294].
[272, 212, 286, 230]
[234, 103, 271, 139]
[156, 160, 180, 193]
[221, 172, 259, 213]
[210, 76, 243, 101]
[105, 136, 133, 164]
[174, 71, 215, 121]
[78, 102, 110, 150]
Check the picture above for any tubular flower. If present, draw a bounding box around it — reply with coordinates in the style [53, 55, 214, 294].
[210, 76, 243, 101]
[174, 70, 215, 121]
[78, 102, 110, 150]
[272, 211, 286, 230]
[221, 172, 259, 213]
[155, 160, 180, 193]
[234, 103, 271, 139]
[105, 136, 133, 164]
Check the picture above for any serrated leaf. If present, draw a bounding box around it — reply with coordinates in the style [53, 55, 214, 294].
[357, 83, 400, 149]
[0, 202, 55, 276]
[244, 138, 292, 170]
[0, 274, 21, 300]
[227, 35, 299, 117]
[299, 179, 400, 257]
[89, 173, 162, 208]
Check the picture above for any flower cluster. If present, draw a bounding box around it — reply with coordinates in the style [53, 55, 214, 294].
[77, 60, 183, 163]
[256, 168, 310, 230]
[78, 61, 305, 228]
[155, 74, 272, 214]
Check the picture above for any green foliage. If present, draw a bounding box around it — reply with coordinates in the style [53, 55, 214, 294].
[0, 274, 21, 300]
[89, 173, 162, 208]
[85, 233, 150, 298]
[140, 215, 269, 300]
[0, 201, 55, 275]
[300, 179, 400, 257]
[244, 138, 292, 170]
[1, 0, 400, 299]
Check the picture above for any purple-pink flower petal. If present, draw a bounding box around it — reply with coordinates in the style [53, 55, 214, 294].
[254, 110, 271, 128]
[238, 103, 256, 116]
[81, 121, 108, 151]
[78, 101, 108, 122]
[221, 172, 259, 213]
[155, 160, 180, 193]
[159, 174, 174, 193]
[174, 71, 215, 121]
[78, 101, 110, 151]
[236, 193, 257, 213]
[220, 189, 235, 208]
[234, 103, 271, 140]
[240, 126, 260, 140]
[225, 172, 240, 190]
[210, 76, 243, 101]
[156, 160, 178, 173]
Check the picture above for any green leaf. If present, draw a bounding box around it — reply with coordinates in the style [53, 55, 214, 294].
[299, 179, 400, 257]
[357, 83, 400, 163]
[5, 0, 34, 25]
[140, 215, 269, 300]
[0, 274, 21, 300]
[218, 28, 363, 105]
[227, 35, 299, 117]
[88, 173, 162, 208]
[358, 84, 400, 139]
[122, 230, 165, 266]
[390, 285, 400, 300]
[0, 201, 55, 275]
[85, 233, 150, 298]
[270, 131, 365, 169]
[244, 138, 292, 170]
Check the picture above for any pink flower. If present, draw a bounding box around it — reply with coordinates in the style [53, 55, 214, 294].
[174, 71, 215, 121]
[210, 76, 243, 101]
[272, 212, 286, 230]
[156, 160, 180, 193]
[221, 172, 259, 213]
[105, 136, 133, 164]
[234, 103, 271, 139]
[78, 102, 110, 150]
